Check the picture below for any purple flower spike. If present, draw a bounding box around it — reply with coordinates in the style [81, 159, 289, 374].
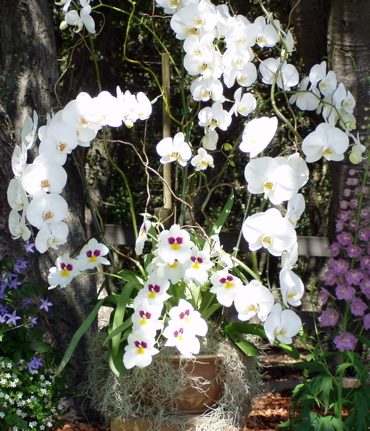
[334, 332, 357, 352]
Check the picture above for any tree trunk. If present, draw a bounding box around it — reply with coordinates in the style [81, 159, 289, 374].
[0, 0, 97, 421]
[327, 0, 370, 238]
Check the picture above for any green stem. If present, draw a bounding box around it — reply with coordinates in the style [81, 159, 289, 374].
[102, 135, 138, 237]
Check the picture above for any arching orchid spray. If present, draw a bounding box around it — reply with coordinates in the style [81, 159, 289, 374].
[6, 0, 367, 372]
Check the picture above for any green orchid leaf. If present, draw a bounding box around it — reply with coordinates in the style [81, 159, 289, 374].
[224, 322, 266, 338]
[227, 332, 259, 356]
[275, 339, 300, 360]
[57, 298, 105, 374]
[207, 190, 234, 241]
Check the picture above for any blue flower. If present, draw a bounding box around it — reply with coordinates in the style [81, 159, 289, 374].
[40, 298, 53, 312]
[27, 356, 44, 372]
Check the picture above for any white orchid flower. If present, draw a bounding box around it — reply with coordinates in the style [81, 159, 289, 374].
[198, 101, 232, 132]
[191, 148, 214, 171]
[280, 268, 304, 307]
[259, 57, 299, 90]
[65, 2, 95, 34]
[123, 332, 159, 369]
[11, 144, 28, 179]
[242, 208, 297, 257]
[239, 116, 278, 157]
[210, 270, 243, 307]
[77, 238, 110, 270]
[48, 252, 81, 289]
[21, 156, 67, 196]
[156, 132, 192, 167]
[21, 110, 38, 150]
[8, 209, 31, 241]
[26, 191, 68, 230]
[157, 224, 194, 265]
[7, 179, 28, 212]
[234, 280, 274, 322]
[264, 303, 302, 344]
[302, 122, 349, 163]
[133, 273, 170, 308]
[35, 221, 69, 253]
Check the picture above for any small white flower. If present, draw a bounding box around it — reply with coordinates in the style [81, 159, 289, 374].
[156, 132, 192, 167]
[191, 148, 214, 171]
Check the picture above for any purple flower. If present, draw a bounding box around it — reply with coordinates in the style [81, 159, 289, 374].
[319, 288, 330, 305]
[361, 187, 369, 195]
[346, 178, 358, 186]
[348, 220, 359, 231]
[346, 245, 362, 258]
[337, 232, 354, 246]
[349, 199, 358, 208]
[5, 310, 21, 326]
[28, 356, 44, 372]
[324, 270, 337, 286]
[13, 257, 28, 273]
[359, 228, 370, 241]
[24, 240, 35, 253]
[350, 298, 367, 316]
[364, 314, 370, 330]
[329, 259, 349, 275]
[319, 309, 339, 327]
[345, 269, 364, 285]
[29, 316, 38, 327]
[360, 208, 370, 219]
[360, 278, 370, 299]
[7, 274, 22, 290]
[343, 188, 351, 197]
[334, 332, 357, 352]
[360, 256, 370, 271]
[40, 298, 53, 312]
[348, 169, 356, 176]
[330, 243, 341, 257]
[339, 200, 349, 209]
[337, 211, 350, 222]
[335, 284, 356, 301]
[336, 221, 344, 232]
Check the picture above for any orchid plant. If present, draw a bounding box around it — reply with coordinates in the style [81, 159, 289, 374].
[6, 0, 367, 379]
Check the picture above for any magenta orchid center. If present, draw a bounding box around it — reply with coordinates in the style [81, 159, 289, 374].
[220, 275, 234, 289]
[148, 284, 161, 298]
[134, 340, 148, 354]
[168, 236, 183, 250]
[86, 249, 101, 262]
[60, 262, 73, 277]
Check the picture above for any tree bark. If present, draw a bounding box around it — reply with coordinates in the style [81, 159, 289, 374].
[0, 0, 97, 421]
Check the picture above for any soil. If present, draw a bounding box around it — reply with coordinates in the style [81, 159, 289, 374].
[55, 345, 306, 431]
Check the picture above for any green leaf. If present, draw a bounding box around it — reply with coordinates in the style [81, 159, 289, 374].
[356, 334, 370, 347]
[28, 340, 52, 354]
[57, 298, 105, 374]
[208, 190, 234, 238]
[275, 339, 301, 360]
[321, 375, 333, 412]
[110, 280, 137, 371]
[227, 333, 259, 356]
[104, 317, 132, 344]
[224, 322, 266, 339]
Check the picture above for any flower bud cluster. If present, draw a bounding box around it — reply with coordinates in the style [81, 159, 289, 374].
[320, 169, 370, 351]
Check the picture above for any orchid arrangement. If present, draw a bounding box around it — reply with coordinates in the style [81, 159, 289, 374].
[5, 0, 368, 383]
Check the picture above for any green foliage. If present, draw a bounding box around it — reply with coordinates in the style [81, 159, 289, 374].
[0, 356, 66, 431]
[279, 334, 370, 430]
